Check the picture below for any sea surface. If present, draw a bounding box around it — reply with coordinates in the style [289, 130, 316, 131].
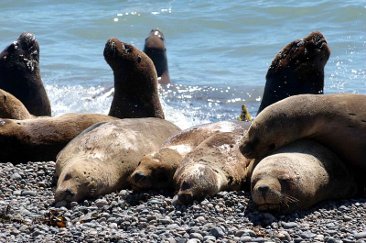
[0, 1, 365, 129]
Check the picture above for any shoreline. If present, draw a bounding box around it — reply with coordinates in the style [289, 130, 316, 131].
[1, 160, 366, 242]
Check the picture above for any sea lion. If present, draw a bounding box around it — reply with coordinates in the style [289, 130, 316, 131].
[0, 32, 51, 116]
[172, 128, 251, 205]
[54, 118, 180, 203]
[0, 89, 32, 119]
[251, 139, 357, 213]
[257, 31, 330, 114]
[143, 29, 170, 85]
[104, 37, 164, 119]
[129, 120, 248, 191]
[0, 113, 116, 163]
[240, 94, 366, 179]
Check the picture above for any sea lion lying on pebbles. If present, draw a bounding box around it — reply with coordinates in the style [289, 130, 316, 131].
[251, 139, 357, 213]
[0, 89, 32, 119]
[129, 121, 247, 191]
[0, 113, 116, 163]
[257, 31, 330, 114]
[0, 32, 51, 116]
[54, 118, 180, 203]
[172, 128, 251, 205]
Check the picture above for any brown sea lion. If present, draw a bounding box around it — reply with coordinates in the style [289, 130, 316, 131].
[0, 113, 117, 163]
[172, 128, 251, 205]
[104, 37, 164, 119]
[240, 94, 366, 182]
[129, 120, 247, 191]
[54, 118, 180, 203]
[257, 31, 330, 114]
[0, 32, 51, 116]
[0, 89, 32, 119]
[143, 29, 170, 85]
[251, 139, 357, 213]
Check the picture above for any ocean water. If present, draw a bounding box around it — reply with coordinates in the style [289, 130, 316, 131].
[0, 1, 365, 128]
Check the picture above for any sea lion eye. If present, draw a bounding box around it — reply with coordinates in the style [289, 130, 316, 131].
[137, 55, 142, 63]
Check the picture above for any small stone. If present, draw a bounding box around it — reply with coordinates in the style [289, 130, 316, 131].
[355, 231, 366, 239]
[300, 231, 316, 239]
[109, 223, 118, 229]
[186, 239, 200, 243]
[95, 199, 108, 207]
[190, 233, 203, 241]
[281, 221, 298, 229]
[277, 231, 291, 241]
[11, 173, 22, 180]
[210, 227, 225, 238]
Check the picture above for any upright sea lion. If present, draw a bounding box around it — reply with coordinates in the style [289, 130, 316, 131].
[104, 37, 165, 119]
[0, 113, 116, 163]
[257, 31, 330, 114]
[240, 94, 366, 179]
[143, 29, 170, 85]
[251, 139, 357, 213]
[54, 118, 180, 203]
[0, 89, 32, 119]
[0, 32, 51, 116]
[129, 121, 247, 191]
[172, 128, 251, 205]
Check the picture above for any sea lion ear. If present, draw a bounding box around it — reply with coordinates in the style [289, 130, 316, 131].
[137, 55, 142, 63]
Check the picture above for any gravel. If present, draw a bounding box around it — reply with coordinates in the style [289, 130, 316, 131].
[1, 161, 365, 242]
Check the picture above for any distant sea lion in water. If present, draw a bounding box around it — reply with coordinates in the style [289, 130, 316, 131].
[143, 29, 170, 85]
[0, 113, 116, 163]
[257, 31, 330, 114]
[104, 37, 164, 119]
[0, 89, 32, 119]
[0, 32, 51, 116]
[54, 118, 180, 203]
[172, 128, 251, 205]
[130, 121, 247, 191]
[251, 140, 357, 213]
[240, 94, 366, 183]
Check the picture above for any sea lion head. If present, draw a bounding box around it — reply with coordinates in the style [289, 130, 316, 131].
[54, 159, 113, 203]
[258, 31, 330, 113]
[266, 31, 330, 87]
[129, 148, 181, 191]
[251, 156, 302, 212]
[103, 37, 157, 81]
[143, 28, 170, 84]
[172, 161, 224, 205]
[0, 32, 40, 76]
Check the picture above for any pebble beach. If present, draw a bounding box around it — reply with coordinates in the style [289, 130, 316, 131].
[1, 160, 365, 243]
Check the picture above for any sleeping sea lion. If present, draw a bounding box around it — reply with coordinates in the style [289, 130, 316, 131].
[257, 31, 330, 114]
[0, 89, 32, 119]
[0, 32, 51, 116]
[143, 29, 170, 84]
[172, 127, 251, 205]
[129, 121, 247, 191]
[251, 139, 357, 213]
[54, 118, 180, 203]
[0, 113, 117, 163]
[240, 94, 366, 184]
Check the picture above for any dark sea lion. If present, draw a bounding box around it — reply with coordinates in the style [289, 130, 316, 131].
[54, 118, 180, 203]
[172, 128, 251, 205]
[257, 31, 330, 114]
[0, 89, 32, 119]
[129, 121, 247, 191]
[251, 139, 357, 213]
[240, 94, 366, 181]
[0, 113, 117, 163]
[0, 32, 51, 116]
[143, 29, 170, 85]
[104, 37, 164, 119]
